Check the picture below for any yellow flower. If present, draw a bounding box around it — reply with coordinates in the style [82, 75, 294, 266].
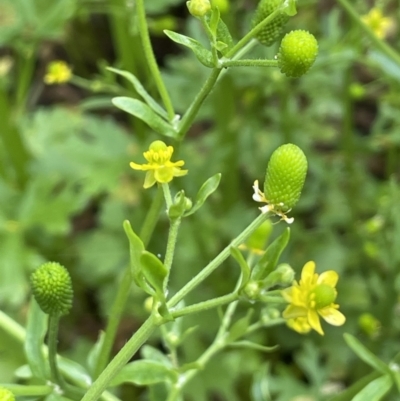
[44, 61, 72, 84]
[130, 140, 188, 188]
[282, 261, 345, 335]
[361, 8, 394, 39]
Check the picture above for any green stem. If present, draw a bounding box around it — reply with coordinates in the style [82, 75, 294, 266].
[164, 218, 181, 291]
[140, 185, 164, 246]
[167, 213, 270, 308]
[0, 385, 52, 396]
[221, 59, 278, 68]
[15, 48, 36, 111]
[94, 188, 164, 378]
[177, 68, 222, 140]
[81, 315, 158, 401]
[136, 0, 175, 120]
[336, 0, 400, 66]
[48, 315, 63, 385]
[170, 292, 239, 319]
[93, 268, 132, 379]
[161, 183, 173, 208]
[0, 309, 26, 343]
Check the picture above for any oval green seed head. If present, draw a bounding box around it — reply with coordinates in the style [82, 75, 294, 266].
[31, 262, 73, 316]
[252, 0, 289, 47]
[277, 30, 318, 78]
[264, 144, 307, 212]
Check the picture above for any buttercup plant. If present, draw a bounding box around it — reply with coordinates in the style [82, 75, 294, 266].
[0, 1, 356, 401]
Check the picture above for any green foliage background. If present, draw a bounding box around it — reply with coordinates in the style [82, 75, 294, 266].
[0, 0, 400, 399]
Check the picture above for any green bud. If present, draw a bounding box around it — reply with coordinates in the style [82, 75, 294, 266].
[277, 30, 318, 78]
[187, 0, 211, 17]
[264, 143, 307, 212]
[252, 0, 289, 47]
[31, 262, 73, 316]
[0, 387, 15, 401]
[262, 263, 295, 288]
[243, 281, 260, 300]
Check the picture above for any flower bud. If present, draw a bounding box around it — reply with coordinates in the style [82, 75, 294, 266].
[31, 262, 73, 316]
[187, 0, 211, 17]
[0, 387, 15, 401]
[262, 263, 295, 288]
[277, 30, 318, 78]
[252, 0, 289, 47]
[264, 144, 307, 212]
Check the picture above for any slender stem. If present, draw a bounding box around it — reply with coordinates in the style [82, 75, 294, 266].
[170, 292, 239, 319]
[336, 0, 400, 66]
[164, 218, 181, 291]
[48, 315, 65, 386]
[177, 68, 222, 140]
[140, 185, 164, 246]
[0, 309, 26, 343]
[81, 315, 158, 401]
[93, 268, 132, 379]
[167, 213, 270, 308]
[136, 0, 175, 120]
[161, 183, 173, 208]
[221, 59, 278, 68]
[0, 385, 52, 396]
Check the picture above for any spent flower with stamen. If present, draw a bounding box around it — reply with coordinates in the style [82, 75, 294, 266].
[130, 140, 188, 188]
[281, 261, 345, 335]
[44, 60, 72, 84]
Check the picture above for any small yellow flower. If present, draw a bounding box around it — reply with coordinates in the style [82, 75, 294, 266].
[130, 140, 188, 189]
[361, 8, 394, 39]
[282, 261, 345, 335]
[44, 61, 72, 84]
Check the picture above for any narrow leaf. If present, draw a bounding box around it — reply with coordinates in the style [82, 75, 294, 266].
[163, 30, 214, 67]
[112, 97, 176, 138]
[344, 334, 391, 375]
[24, 298, 49, 379]
[140, 251, 168, 296]
[230, 247, 251, 289]
[107, 67, 168, 119]
[184, 174, 221, 216]
[252, 228, 290, 280]
[87, 331, 105, 376]
[228, 341, 278, 353]
[227, 310, 253, 343]
[352, 374, 393, 401]
[123, 220, 144, 283]
[109, 360, 178, 386]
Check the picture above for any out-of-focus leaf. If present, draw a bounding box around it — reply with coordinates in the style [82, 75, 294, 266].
[352, 374, 392, 401]
[226, 310, 253, 343]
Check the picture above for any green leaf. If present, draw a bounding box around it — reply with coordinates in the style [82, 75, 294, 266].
[141, 345, 172, 367]
[140, 251, 168, 297]
[215, 18, 233, 55]
[107, 67, 168, 119]
[226, 309, 253, 343]
[123, 220, 145, 286]
[230, 247, 251, 289]
[58, 358, 91, 388]
[228, 341, 278, 353]
[87, 331, 105, 376]
[109, 360, 178, 386]
[112, 97, 176, 138]
[283, 0, 297, 16]
[344, 334, 391, 375]
[168, 190, 187, 220]
[252, 228, 290, 280]
[209, 6, 220, 36]
[352, 374, 393, 401]
[184, 173, 221, 216]
[24, 298, 49, 379]
[163, 30, 214, 67]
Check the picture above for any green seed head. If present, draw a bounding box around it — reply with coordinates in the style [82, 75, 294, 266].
[0, 387, 15, 401]
[187, 0, 211, 17]
[264, 144, 307, 212]
[252, 0, 289, 47]
[277, 30, 318, 78]
[31, 262, 73, 316]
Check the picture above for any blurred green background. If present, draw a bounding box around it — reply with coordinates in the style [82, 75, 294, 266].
[0, 0, 400, 399]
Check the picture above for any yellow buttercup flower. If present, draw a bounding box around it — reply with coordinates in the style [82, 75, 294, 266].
[282, 261, 345, 335]
[44, 61, 72, 84]
[361, 8, 394, 39]
[130, 140, 188, 189]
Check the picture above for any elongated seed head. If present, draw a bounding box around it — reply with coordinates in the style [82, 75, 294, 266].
[264, 144, 307, 212]
[252, 0, 289, 47]
[277, 30, 318, 78]
[31, 262, 73, 316]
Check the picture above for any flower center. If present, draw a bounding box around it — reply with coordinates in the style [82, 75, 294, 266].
[312, 284, 336, 309]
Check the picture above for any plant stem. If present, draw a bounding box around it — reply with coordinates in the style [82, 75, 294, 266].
[0, 385, 52, 396]
[167, 213, 270, 308]
[161, 183, 173, 208]
[170, 292, 239, 319]
[140, 185, 164, 246]
[164, 218, 181, 291]
[48, 315, 63, 385]
[336, 0, 400, 66]
[136, 0, 175, 121]
[221, 59, 278, 68]
[0, 310, 26, 343]
[81, 315, 158, 401]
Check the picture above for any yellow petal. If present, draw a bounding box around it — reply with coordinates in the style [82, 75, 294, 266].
[319, 307, 346, 327]
[287, 317, 312, 334]
[301, 261, 316, 282]
[281, 287, 293, 302]
[307, 309, 324, 335]
[283, 305, 307, 319]
[143, 171, 156, 188]
[318, 270, 338, 287]
[173, 168, 188, 177]
[130, 162, 146, 171]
